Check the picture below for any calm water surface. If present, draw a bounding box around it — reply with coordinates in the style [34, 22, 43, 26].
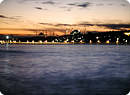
[0, 45, 130, 95]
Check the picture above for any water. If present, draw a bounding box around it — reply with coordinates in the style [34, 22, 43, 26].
[0, 45, 130, 95]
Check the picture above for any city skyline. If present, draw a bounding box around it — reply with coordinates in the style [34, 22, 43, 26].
[0, 0, 130, 35]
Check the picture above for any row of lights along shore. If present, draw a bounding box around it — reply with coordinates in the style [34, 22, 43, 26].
[0, 37, 128, 45]
[0, 31, 129, 44]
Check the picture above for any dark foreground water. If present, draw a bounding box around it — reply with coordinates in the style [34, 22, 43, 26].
[0, 45, 130, 95]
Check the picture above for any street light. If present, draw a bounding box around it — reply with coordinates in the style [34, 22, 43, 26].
[124, 32, 130, 36]
[6, 35, 9, 40]
[96, 36, 99, 40]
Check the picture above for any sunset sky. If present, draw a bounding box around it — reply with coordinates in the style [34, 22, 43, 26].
[0, 0, 130, 35]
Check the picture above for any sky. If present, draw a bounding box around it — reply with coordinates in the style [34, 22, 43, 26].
[0, 0, 130, 35]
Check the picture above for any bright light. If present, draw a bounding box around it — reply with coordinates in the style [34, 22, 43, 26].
[80, 40, 83, 43]
[96, 36, 99, 40]
[97, 40, 101, 43]
[44, 40, 47, 43]
[52, 40, 54, 43]
[127, 91, 130, 95]
[0, 91, 4, 95]
[89, 40, 92, 44]
[106, 40, 110, 44]
[0, 0, 4, 4]
[39, 40, 42, 43]
[6, 36, 9, 39]
[116, 41, 119, 44]
[71, 40, 74, 43]
[32, 40, 35, 43]
[27, 40, 29, 43]
[126, 0, 130, 4]
[124, 32, 130, 36]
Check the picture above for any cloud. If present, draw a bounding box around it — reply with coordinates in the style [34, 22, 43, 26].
[18, 0, 38, 3]
[0, 15, 8, 18]
[120, 4, 127, 6]
[68, 3, 76, 6]
[42, 1, 56, 5]
[96, 3, 104, 6]
[68, 2, 91, 8]
[18, 0, 56, 5]
[77, 21, 94, 26]
[90, 24, 130, 30]
[77, 2, 90, 8]
[39, 23, 74, 27]
[35, 7, 43, 10]
[75, 21, 130, 30]
[39, 23, 53, 26]
[55, 24, 72, 26]
[0, 21, 9, 24]
[108, 3, 113, 6]
[0, 15, 17, 20]
[66, 8, 72, 11]
[59, 6, 72, 11]
[78, 21, 130, 30]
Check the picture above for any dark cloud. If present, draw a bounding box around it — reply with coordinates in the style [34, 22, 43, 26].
[59, 6, 72, 11]
[19, 0, 56, 5]
[0, 21, 9, 24]
[75, 21, 130, 30]
[42, 1, 56, 5]
[39, 23, 72, 27]
[39, 23, 73, 27]
[35, 7, 43, 10]
[68, 3, 76, 6]
[18, 0, 38, 3]
[39, 21, 130, 30]
[120, 4, 127, 7]
[13, 16, 23, 18]
[77, 2, 90, 8]
[39, 23, 53, 26]
[0, 15, 17, 20]
[39, 22, 96, 27]
[68, 2, 91, 8]
[60, 6, 67, 8]
[43, 8, 48, 10]
[79, 24, 94, 26]
[77, 23, 130, 30]
[55, 24, 72, 26]
[108, 3, 113, 6]
[96, 3, 104, 6]
[78, 21, 94, 26]
[0, 15, 8, 18]
[96, 24, 130, 29]
[66, 8, 71, 11]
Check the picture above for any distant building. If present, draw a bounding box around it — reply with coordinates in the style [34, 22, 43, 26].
[39, 32, 45, 37]
[71, 30, 81, 35]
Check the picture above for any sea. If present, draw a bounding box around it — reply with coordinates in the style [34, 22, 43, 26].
[0, 44, 130, 95]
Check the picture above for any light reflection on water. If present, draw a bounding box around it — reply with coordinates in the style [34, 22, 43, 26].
[0, 45, 130, 95]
